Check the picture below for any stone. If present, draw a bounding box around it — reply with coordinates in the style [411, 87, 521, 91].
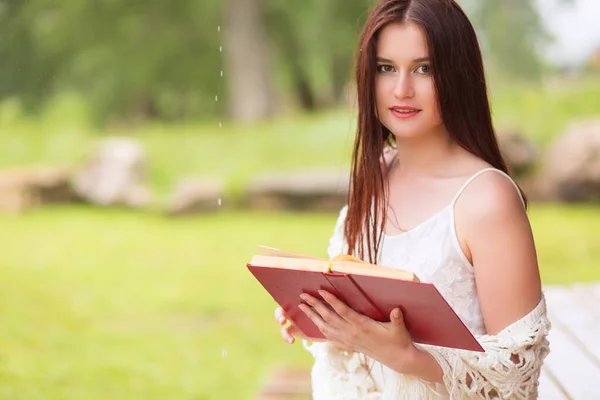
[536, 118, 600, 202]
[0, 165, 73, 213]
[247, 168, 349, 212]
[497, 128, 538, 177]
[72, 137, 152, 207]
[166, 177, 225, 215]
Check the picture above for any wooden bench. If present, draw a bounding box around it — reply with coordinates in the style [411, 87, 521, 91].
[257, 282, 600, 399]
[540, 282, 600, 399]
[256, 367, 312, 400]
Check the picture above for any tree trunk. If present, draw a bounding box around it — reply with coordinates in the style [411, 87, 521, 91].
[279, 22, 316, 110]
[331, 53, 351, 104]
[225, 0, 274, 123]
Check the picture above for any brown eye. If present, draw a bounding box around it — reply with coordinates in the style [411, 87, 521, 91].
[415, 64, 431, 74]
[377, 65, 395, 73]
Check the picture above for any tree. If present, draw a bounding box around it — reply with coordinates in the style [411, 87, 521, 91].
[225, 0, 275, 123]
[265, 0, 371, 110]
[0, 0, 227, 124]
[463, 0, 576, 79]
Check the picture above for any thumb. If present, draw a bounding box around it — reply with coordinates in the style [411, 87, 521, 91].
[390, 307, 404, 327]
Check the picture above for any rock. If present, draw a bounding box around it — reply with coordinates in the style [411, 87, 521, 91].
[72, 137, 152, 207]
[0, 165, 73, 213]
[497, 128, 538, 177]
[166, 177, 225, 215]
[247, 168, 349, 212]
[537, 118, 600, 202]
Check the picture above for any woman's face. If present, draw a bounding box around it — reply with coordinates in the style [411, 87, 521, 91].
[375, 22, 444, 140]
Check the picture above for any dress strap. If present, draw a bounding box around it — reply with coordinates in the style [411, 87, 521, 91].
[451, 168, 525, 208]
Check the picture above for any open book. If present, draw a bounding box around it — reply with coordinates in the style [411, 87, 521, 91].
[248, 246, 484, 352]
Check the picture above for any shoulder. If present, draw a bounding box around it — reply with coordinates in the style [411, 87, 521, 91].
[454, 169, 542, 334]
[455, 169, 526, 225]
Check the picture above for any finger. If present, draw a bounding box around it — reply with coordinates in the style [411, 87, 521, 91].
[281, 324, 295, 344]
[274, 307, 287, 325]
[287, 323, 323, 342]
[318, 290, 367, 326]
[300, 293, 346, 328]
[298, 303, 339, 338]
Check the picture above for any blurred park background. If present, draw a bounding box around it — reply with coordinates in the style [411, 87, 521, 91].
[0, 0, 599, 398]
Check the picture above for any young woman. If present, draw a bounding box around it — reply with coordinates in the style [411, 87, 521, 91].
[274, 0, 550, 398]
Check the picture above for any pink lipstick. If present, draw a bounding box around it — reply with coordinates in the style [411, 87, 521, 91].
[390, 105, 421, 119]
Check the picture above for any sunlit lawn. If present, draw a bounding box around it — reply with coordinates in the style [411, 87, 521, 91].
[0, 203, 598, 399]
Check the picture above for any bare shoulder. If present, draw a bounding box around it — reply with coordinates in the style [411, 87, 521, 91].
[456, 169, 527, 223]
[454, 169, 542, 335]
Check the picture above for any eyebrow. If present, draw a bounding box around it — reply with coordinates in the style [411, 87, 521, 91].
[376, 57, 430, 63]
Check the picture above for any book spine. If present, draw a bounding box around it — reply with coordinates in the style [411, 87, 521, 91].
[324, 274, 387, 321]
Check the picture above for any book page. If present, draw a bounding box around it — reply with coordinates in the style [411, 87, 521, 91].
[257, 245, 325, 260]
[249, 255, 329, 272]
[331, 262, 419, 282]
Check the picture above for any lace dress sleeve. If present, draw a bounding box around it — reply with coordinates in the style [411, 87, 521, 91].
[382, 297, 552, 400]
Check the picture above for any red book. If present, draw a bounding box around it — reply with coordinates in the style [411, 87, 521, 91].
[248, 246, 484, 352]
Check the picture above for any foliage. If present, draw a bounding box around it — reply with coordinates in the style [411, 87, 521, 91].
[468, 1, 547, 79]
[0, 0, 225, 124]
[265, 0, 371, 108]
[0, 0, 573, 123]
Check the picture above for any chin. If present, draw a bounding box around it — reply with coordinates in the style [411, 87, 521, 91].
[386, 124, 426, 140]
[385, 120, 445, 141]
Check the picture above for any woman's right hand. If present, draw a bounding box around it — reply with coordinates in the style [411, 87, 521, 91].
[275, 306, 326, 344]
[275, 307, 354, 353]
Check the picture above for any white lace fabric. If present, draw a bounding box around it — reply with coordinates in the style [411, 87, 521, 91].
[420, 297, 550, 399]
[304, 169, 551, 399]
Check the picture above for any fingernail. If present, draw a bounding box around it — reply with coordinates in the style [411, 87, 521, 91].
[286, 337, 294, 344]
[299, 294, 308, 301]
[277, 317, 285, 324]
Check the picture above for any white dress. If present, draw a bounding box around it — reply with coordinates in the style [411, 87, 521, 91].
[304, 168, 551, 399]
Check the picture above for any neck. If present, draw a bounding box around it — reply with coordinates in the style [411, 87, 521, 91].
[393, 128, 457, 175]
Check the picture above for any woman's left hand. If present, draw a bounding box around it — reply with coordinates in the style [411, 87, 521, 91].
[299, 290, 418, 370]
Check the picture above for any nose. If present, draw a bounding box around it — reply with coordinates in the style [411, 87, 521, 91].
[393, 72, 415, 99]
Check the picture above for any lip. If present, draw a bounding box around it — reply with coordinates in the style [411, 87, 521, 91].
[389, 105, 421, 119]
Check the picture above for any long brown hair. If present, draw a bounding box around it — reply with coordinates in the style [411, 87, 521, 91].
[346, 0, 526, 263]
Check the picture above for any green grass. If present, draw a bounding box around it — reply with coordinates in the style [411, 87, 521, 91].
[490, 76, 600, 145]
[0, 204, 599, 399]
[0, 207, 334, 400]
[529, 204, 600, 283]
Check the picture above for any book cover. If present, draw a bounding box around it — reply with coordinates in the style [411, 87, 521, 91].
[247, 249, 484, 352]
